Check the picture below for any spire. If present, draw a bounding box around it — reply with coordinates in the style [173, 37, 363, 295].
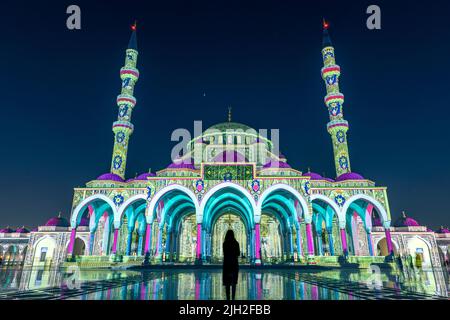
[402, 211, 407, 218]
[322, 18, 332, 48]
[128, 21, 138, 50]
[228, 106, 232, 122]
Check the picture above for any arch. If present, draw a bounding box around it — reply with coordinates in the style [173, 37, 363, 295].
[375, 237, 399, 256]
[405, 236, 433, 267]
[147, 184, 199, 224]
[310, 194, 343, 227]
[72, 237, 87, 256]
[32, 236, 57, 266]
[258, 184, 310, 223]
[71, 194, 117, 228]
[115, 194, 148, 227]
[341, 194, 389, 226]
[200, 182, 257, 224]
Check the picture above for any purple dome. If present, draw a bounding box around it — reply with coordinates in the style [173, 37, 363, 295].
[336, 172, 365, 181]
[78, 217, 89, 227]
[15, 226, 30, 233]
[0, 227, 14, 233]
[45, 214, 70, 227]
[426, 228, 434, 232]
[213, 151, 246, 163]
[302, 172, 323, 180]
[279, 153, 286, 159]
[31, 227, 38, 232]
[167, 159, 196, 170]
[263, 160, 291, 169]
[96, 173, 125, 182]
[436, 226, 450, 234]
[372, 218, 382, 227]
[394, 211, 419, 227]
[323, 177, 335, 182]
[135, 172, 156, 180]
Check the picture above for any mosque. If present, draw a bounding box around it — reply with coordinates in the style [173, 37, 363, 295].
[0, 23, 449, 271]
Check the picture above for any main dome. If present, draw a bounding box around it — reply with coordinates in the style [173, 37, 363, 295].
[206, 121, 253, 132]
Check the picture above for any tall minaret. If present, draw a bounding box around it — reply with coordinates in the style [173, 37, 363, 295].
[320, 20, 351, 177]
[110, 23, 140, 178]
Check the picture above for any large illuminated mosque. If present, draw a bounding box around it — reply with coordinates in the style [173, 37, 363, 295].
[1, 23, 449, 271]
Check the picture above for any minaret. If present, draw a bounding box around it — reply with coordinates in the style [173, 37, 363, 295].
[320, 20, 351, 177]
[110, 22, 140, 178]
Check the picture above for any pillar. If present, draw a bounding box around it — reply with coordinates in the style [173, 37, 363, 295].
[156, 226, 162, 257]
[305, 223, 315, 256]
[67, 228, 77, 256]
[340, 228, 348, 257]
[89, 231, 95, 255]
[367, 232, 374, 256]
[144, 223, 152, 254]
[111, 228, 119, 254]
[137, 233, 144, 256]
[316, 231, 323, 256]
[327, 228, 335, 256]
[288, 230, 294, 257]
[384, 227, 394, 255]
[196, 223, 202, 261]
[255, 223, 261, 265]
[296, 226, 303, 257]
[126, 231, 133, 255]
[165, 229, 171, 259]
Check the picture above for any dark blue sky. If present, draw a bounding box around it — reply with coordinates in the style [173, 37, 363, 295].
[1, 0, 449, 229]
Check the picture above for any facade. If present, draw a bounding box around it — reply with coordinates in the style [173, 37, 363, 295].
[1, 23, 448, 270]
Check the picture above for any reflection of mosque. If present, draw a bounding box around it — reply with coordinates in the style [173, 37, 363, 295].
[1, 23, 449, 272]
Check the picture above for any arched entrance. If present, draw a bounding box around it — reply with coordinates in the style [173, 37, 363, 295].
[211, 212, 248, 263]
[260, 213, 283, 262]
[376, 237, 398, 256]
[72, 238, 86, 256]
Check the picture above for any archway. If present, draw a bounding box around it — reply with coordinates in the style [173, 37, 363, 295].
[72, 238, 86, 256]
[201, 184, 255, 263]
[376, 237, 398, 256]
[175, 213, 197, 263]
[311, 196, 342, 256]
[32, 236, 57, 267]
[260, 213, 284, 263]
[406, 237, 432, 268]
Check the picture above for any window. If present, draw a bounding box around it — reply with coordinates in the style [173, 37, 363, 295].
[39, 247, 48, 262]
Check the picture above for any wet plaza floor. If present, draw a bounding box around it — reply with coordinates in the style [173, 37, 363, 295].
[0, 266, 448, 300]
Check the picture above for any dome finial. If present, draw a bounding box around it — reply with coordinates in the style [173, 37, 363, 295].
[148, 168, 152, 173]
[228, 106, 232, 122]
[402, 211, 407, 218]
[58, 211, 62, 218]
[308, 167, 311, 173]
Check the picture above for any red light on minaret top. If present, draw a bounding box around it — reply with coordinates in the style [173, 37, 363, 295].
[323, 18, 329, 30]
[131, 21, 137, 31]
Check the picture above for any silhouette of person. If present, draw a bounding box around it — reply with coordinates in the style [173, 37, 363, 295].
[223, 229, 240, 300]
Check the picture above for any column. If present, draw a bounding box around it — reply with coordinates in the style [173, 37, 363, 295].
[144, 223, 152, 254]
[316, 231, 323, 256]
[367, 232, 374, 256]
[254, 223, 261, 265]
[327, 228, 335, 256]
[196, 223, 202, 261]
[384, 227, 394, 256]
[67, 228, 77, 256]
[126, 231, 133, 255]
[156, 226, 163, 257]
[165, 229, 171, 260]
[305, 223, 315, 256]
[89, 231, 95, 255]
[111, 228, 119, 254]
[288, 230, 294, 258]
[340, 228, 348, 257]
[137, 233, 144, 256]
[296, 226, 303, 257]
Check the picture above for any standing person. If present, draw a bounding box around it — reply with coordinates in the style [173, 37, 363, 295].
[223, 229, 240, 300]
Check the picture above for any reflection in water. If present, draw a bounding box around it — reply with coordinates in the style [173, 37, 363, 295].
[0, 266, 448, 300]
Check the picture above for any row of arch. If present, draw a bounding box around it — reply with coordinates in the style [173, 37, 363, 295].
[67, 183, 395, 263]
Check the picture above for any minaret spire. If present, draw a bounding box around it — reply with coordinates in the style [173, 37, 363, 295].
[110, 23, 140, 178]
[228, 106, 232, 122]
[320, 20, 352, 177]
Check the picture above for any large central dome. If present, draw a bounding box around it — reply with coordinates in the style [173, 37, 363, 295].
[206, 121, 253, 133]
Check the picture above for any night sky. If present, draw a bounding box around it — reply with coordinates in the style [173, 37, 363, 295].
[1, 1, 449, 229]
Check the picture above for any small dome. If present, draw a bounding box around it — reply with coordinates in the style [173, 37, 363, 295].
[0, 227, 14, 233]
[323, 177, 335, 182]
[167, 158, 196, 170]
[372, 218, 382, 227]
[394, 211, 420, 227]
[128, 172, 156, 182]
[96, 173, 124, 182]
[263, 160, 291, 169]
[15, 226, 30, 233]
[436, 226, 450, 234]
[213, 151, 246, 163]
[336, 172, 365, 181]
[45, 213, 70, 227]
[302, 172, 323, 180]
[78, 217, 89, 227]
